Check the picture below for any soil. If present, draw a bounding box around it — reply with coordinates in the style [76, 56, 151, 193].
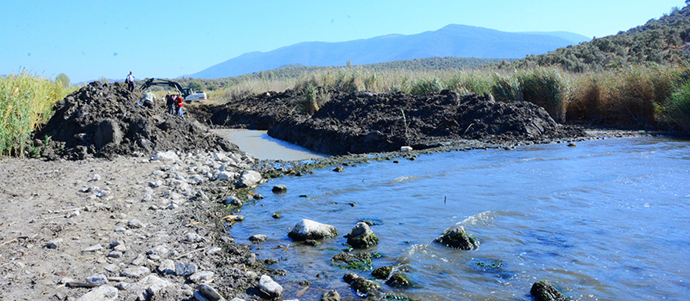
[199, 89, 586, 155]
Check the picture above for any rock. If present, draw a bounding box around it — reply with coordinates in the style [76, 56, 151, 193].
[146, 245, 170, 257]
[288, 219, 338, 241]
[94, 119, 123, 149]
[568, 142, 577, 147]
[216, 171, 238, 181]
[197, 283, 226, 301]
[434, 226, 480, 250]
[206, 247, 222, 255]
[238, 170, 262, 187]
[137, 274, 172, 298]
[531, 280, 568, 301]
[224, 196, 243, 207]
[126, 219, 145, 229]
[184, 232, 203, 243]
[175, 261, 197, 276]
[157, 259, 175, 275]
[189, 271, 215, 283]
[249, 234, 267, 243]
[120, 266, 150, 278]
[85, 274, 108, 286]
[75, 285, 118, 301]
[82, 244, 103, 252]
[213, 152, 231, 162]
[321, 290, 341, 301]
[45, 238, 63, 249]
[385, 272, 412, 288]
[333, 166, 344, 172]
[107, 251, 122, 258]
[331, 252, 373, 271]
[371, 266, 393, 279]
[343, 273, 380, 297]
[400, 146, 413, 152]
[271, 212, 281, 219]
[152, 151, 179, 162]
[272, 185, 287, 193]
[346, 222, 379, 249]
[259, 275, 283, 299]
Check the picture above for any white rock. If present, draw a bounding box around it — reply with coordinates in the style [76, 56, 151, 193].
[288, 219, 338, 240]
[152, 151, 179, 162]
[197, 283, 226, 301]
[216, 171, 238, 181]
[259, 275, 283, 299]
[238, 170, 262, 187]
[400, 146, 413, 152]
[158, 259, 175, 275]
[138, 274, 172, 297]
[213, 152, 231, 162]
[189, 271, 215, 283]
[120, 266, 150, 278]
[75, 285, 118, 301]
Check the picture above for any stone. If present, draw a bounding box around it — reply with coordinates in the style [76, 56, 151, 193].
[206, 247, 222, 255]
[321, 290, 341, 301]
[434, 225, 480, 250]
[85, 274, 108, 286]
[107, 251, 122, 258]
[175, 261, 197, 276]
[259, 275, 283, 299]
[197, 283, 226, 301]
[331, 252, 373, 271]
[189, 271, 215, 283]
[333, 166, 344, 172]
[249, 234, 267, 243]
[272, 185, 287, 193]
[288, 219, 338, 241]
[184, 232, 203, 243]
[371, 266, 393, 280]
[120, 266, 150, 278]
[75, 285, 118, 301]
[126, 219, 145, 229]
[152, 151, 179, 162]
[385, 272, 412, 288]
[224, 196, 243, 206]
[238, 170, 262, 187]
[346, 222, 379, 249]
[157, 259, 175, 275]
[216, 171, 238, 181]
[343, 273, 380, 297]
[82, 244, 103, 252]
[138, 274, 172, 298]
[45, 238, 63, 249]
[531, 280, 568, 301]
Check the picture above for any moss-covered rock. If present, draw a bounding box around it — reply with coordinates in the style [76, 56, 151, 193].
[434, 226, 480, 250]
[530, 280, 568, 301]
[321, 290, 341, 301]
[346, 222, 379, 249]
[385, 272, 412, 288]
[372, 266, 393, 280]
[331, 252, 373, 271]
[343, 273, 380, 297]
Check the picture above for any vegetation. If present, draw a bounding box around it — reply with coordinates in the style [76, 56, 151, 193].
[55, 73, 70, 88]
[0, 71, 71, 156]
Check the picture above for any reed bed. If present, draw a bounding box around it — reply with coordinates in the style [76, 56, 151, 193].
[0, 71, 70, 156]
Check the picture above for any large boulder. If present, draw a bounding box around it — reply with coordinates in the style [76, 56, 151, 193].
[434, 226, 480, 250]
[288, 219, 338, 241]
[346, 222, 379, 249]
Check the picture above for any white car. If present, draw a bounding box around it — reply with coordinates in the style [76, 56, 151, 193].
[185, 91, 207, 101]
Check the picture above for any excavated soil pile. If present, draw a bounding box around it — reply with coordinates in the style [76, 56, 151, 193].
[201, 89, 586, 155]
[35, 81, 238, 160]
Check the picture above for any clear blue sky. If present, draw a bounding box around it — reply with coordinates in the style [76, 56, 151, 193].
[1, 0, 685, 83]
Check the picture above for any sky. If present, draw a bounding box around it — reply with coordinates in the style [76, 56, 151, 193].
[1, 0, 686, 83]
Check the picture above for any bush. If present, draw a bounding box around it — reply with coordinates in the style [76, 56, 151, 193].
[518, 69, 569, 123]
[491, 74, 523, 103]
[656, 83, 690, 132]
[410, 77, 444, 95]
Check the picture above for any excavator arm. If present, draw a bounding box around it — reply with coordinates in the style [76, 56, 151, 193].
[139, 78, 191, 98]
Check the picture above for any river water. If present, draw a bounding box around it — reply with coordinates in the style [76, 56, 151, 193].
[226, 135, 690, 300]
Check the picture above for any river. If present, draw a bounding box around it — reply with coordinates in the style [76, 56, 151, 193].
[222, 132, 690, 300]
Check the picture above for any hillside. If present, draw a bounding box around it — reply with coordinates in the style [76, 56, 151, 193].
[511, 5, 690, 71]
[190, 25, 586, 79]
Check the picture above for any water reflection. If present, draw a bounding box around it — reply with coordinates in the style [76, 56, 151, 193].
[213, 129, 327, 161]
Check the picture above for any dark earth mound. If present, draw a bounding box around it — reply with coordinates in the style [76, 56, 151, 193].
[200, 89, 586, 155]
[35, 81, 238, 160]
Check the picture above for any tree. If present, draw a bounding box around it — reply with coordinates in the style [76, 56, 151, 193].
[188, 81, 203, 92]
[56, 73, 70, 88]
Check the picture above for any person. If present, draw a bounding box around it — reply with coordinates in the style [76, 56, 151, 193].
[175, 94, 184, 117]
[125, 71, 135, 92]
[165, 92, 175, 115]
[141, 91, 156, 108]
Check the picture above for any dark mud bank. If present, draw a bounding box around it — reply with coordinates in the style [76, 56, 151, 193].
[201, 89, 586, 155]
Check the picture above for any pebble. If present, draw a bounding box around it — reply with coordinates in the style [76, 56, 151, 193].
[174, 261, 197, 276]
[45, 238, 63, 249]
[85, 274, 108, 285]
[157, 259, 175, 275]
[184, 233, 203, 243]
[197, 283, 225, 301]
[127, 219, 145, 229]
[120, 266, 150, 278]
[189, 271, 214, 283]
[249, 234, 267, 243]
[206, 247, 222, 255]
[74, 285, 118, 301]
[82, 244, 103, 252]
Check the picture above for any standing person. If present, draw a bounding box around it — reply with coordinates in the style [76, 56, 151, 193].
[125, 71, 135, 92]
[165, 92, 175, 114]
[176, 94, 184, 117]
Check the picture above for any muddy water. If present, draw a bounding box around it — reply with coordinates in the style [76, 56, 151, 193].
[230, 137, 690, 300]
[212, 129, 327, 161]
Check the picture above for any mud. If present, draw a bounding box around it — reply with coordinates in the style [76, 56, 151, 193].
[200, 89, 586, 155]
[35, 82, 238, 160]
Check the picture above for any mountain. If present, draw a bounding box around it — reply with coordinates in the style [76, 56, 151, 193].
[511, 5, 690, 71]
[190, 24, 585, 79]
[522, 31, 591, 44]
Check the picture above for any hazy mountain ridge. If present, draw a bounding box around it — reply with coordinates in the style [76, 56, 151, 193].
[190, 24, 588, 79]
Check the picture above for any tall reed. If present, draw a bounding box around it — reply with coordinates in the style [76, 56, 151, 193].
[0, 71, 69, 156]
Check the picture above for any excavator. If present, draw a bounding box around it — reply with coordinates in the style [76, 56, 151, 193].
[139, 78, 207, 101]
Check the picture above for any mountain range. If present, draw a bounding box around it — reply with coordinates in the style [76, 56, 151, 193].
[189, 24, 589, 79]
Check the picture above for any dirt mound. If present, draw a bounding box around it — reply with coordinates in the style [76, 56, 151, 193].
[35, 81, 238, 160]
[201, 89, 585, 155]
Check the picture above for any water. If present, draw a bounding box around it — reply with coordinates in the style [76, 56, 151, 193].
[229, 137, 690, 300]
[212, 129, 327, 161]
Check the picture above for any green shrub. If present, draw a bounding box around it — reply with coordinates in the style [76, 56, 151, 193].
[410, 77, 444, 95]
[518, 68, 570, 123]
[657, 83, 690, 132]
[491, 74, 523, 103]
